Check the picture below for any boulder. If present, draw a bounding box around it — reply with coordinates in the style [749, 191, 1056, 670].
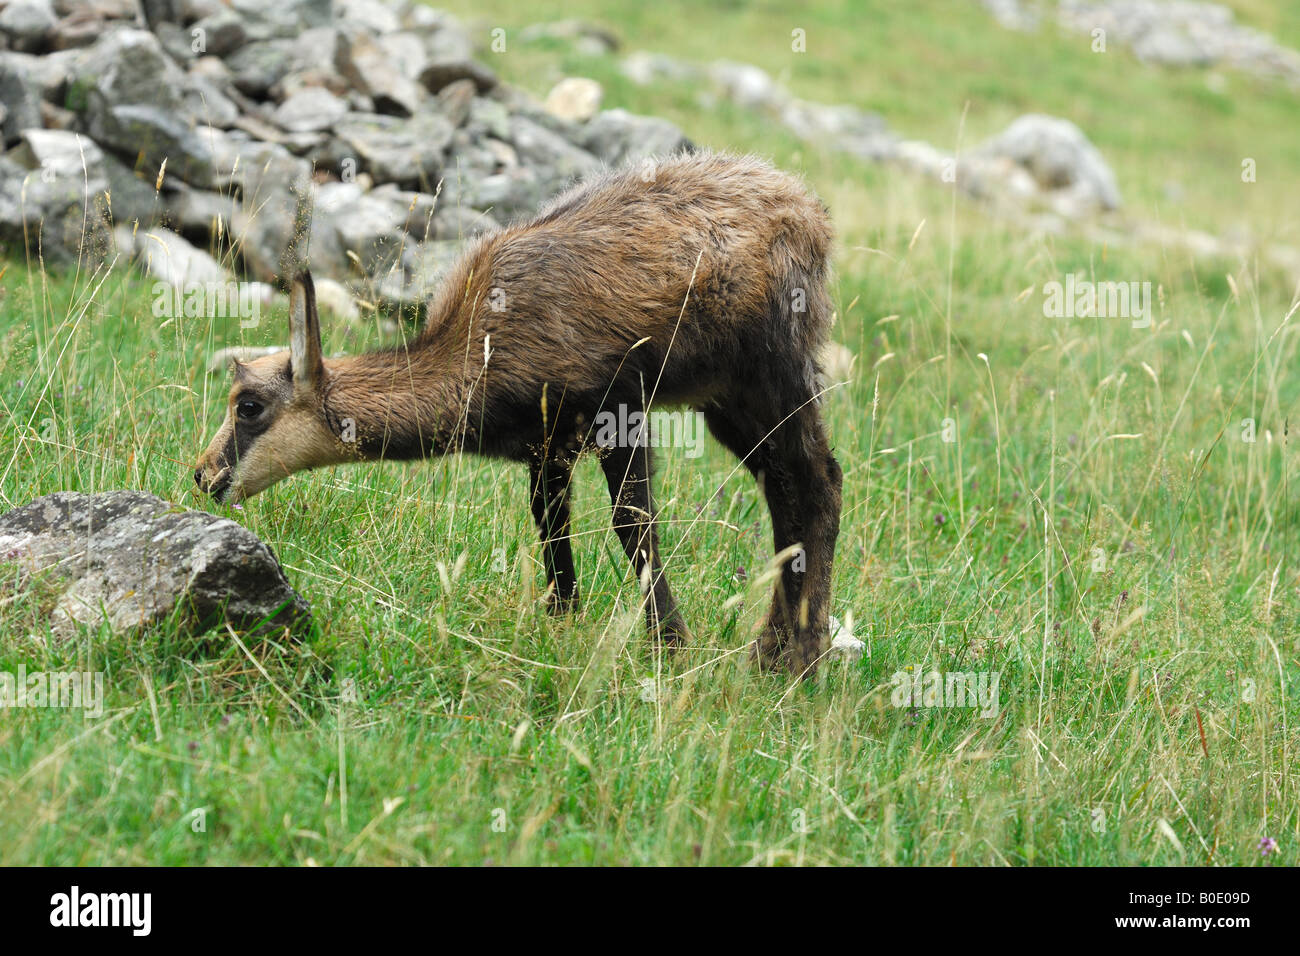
[969, 114, 1122, 214]
[0, 130, 111, 260]
[334, 109, 454, 188]
[0, 491, 311, 642]
[577, 108, 693, 165]
[0, 0, 57, 54]
[126, 224, 230, 287]
[272, 86, 349, 132]
[543, 77, 602, 123]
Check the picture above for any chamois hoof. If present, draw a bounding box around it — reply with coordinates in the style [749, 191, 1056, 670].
[750, 625, 821, 678]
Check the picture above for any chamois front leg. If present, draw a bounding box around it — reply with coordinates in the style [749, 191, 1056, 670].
[529, 456, 578, 612]
[599, 442, 688, 647]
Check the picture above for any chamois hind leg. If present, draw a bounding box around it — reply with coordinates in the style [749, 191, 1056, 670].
[599, 440, 688, 647]
[705, 393, 842, 677]
[529, 456, 578, 612]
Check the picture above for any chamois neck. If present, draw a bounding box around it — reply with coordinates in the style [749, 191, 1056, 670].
[321, 343, 472, 461]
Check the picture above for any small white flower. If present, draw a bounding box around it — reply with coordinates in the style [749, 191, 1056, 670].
[829, 611, 866, 660]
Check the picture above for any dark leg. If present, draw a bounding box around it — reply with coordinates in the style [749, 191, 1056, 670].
[599, 439, 688, 646]
[704, 395, 842, 677]
[529, 456, 578, 612]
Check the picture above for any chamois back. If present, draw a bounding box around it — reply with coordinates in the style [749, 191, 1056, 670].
[419, 151, 834, 406]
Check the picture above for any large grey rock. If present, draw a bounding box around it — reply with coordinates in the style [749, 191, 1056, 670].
[229, 0, 334, 40]
[125, 224, 231, 287]
[0, 131, 111, 260]
[313, 179, 406, 272]
[190, 8, 251, 58]
[101, 151, 166, 226]
[417, 57, 496, 94]
[577, 108, 693, 165]
[337, 0, 400, 34]
[0, 491, 311, 642]
[0, 0, 56, 54]
[225, 38, 298, 98]
[334, 109, 454, 188]
[335, 25, 425, 115]
[272, 85, 348, 132]
[72, 29, 218, 186]
[170, 182, 236, 235]
[543, 77, 602, 123]
[208, 133, 318, 282]
[969, 114, 1122, 214]
[372, 237, 462, 309]
[0, 51, 46, 145]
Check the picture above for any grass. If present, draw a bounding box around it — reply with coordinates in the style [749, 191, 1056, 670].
[0, 0, 1296, 865]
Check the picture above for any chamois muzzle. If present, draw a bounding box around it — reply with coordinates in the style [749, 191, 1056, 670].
[194, 460, 233, 501]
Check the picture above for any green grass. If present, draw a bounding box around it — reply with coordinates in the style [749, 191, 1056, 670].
[0, 0, 1296, 865]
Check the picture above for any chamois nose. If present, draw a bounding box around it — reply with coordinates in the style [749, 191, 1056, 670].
[194, 468, 204, 489]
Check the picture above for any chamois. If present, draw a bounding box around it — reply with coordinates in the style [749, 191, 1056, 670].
[195, 151, 842, 675]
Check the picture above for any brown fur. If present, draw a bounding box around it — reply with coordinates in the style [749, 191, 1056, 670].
[197, 151, 842, 676]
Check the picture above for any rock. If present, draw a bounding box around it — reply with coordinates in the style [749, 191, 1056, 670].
[312, 275, 360, 321]
[229, 0, 334, 40]
[707, 60, 786, 110]
[313, 179, 406, 272]
[0, 0, 56, 54]
[417, 57, 496, 94]
[48, 11, 107, 51]
[373, 237, 461, 309]
[577, 108, 693, 165]
[337, 0, 401, 35]
[0, 51, 45, 145]
[435, 77, 475, 127]
[781, 100, 894, 158]
[71, 29, 218, 187]
[183, 75, 241, 128]
[543, 77, 602, 123]
[225, 38, 297, 98]
[170, 183, 236, 236]
[0, 491, 311, 642]
[507, 115, 601, 192]
[129, 225, 230, 286]
[402, 8, 473, 61]
[970, 114, 1121, 214]
[91, 103, 219, 188]
[208, 134, 319, 282]
[101, 151, 165, 226]
[52, 0, 137, 17]
[0, 132, 111, 260]
[367, 181, 438, 231]
[334, 109, 454, 188]
[432, 203, 497, 241]
[620, 50, 696, 86]
[191, 8, 250, 58]
[335, 25, 426, 116]
[466, 165, 545, 223]
[272, 86, 348, 132]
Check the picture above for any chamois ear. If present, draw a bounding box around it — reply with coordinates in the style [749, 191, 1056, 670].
[288, 270, 324, 393]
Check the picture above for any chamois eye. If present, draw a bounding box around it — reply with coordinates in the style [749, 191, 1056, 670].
[236, 399, 263, 420]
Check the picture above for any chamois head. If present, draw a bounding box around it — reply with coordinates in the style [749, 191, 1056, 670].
[195, 272, 345, 503]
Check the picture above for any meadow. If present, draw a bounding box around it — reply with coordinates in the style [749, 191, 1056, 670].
[0, 0, 1296, 864]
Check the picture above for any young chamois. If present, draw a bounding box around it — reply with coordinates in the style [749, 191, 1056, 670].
[195, 152, 842, 675]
